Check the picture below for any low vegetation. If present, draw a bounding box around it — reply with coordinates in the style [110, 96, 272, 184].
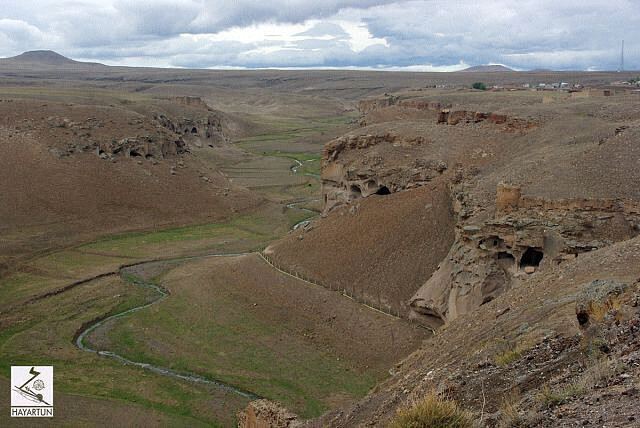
[536, 358, 623, 408]
[389, 393, 475, 428]
[494, 340, 532, 366]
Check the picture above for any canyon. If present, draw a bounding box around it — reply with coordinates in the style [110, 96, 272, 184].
[1, 51, 639, 427]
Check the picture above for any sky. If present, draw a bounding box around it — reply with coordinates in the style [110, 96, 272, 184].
[0, 0, 638, 71]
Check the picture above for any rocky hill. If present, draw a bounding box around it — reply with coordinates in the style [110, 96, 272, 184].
[0, 50, 103, 67]
[250, 88, 640, 426]
[461, 64, 515, 72]
[0, 95, 258, 268]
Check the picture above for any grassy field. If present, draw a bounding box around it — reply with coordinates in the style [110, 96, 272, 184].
[0, 274, 243, 426]
[0, 202, 319, 424]
[84, 254, 424, 418]
[234, 114, 356, 154]
[0, 86, 155, 106]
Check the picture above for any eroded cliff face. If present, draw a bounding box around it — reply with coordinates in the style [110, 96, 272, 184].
[409, 181, 640, 325]
[321, 133, 447, 213]
[319, 97, 639, 328]
[153, 112, 228, 146]
[153, 97, 230, 147]
[35, 96, 230, 162]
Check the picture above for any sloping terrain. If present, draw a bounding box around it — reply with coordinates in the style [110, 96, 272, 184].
[0, 98, 261, 270]
[254, 88, 640, 426]
[320, 235, 640, 427]
[85, 253, 428, 417]
[2, 56, 640, 426]
[266, 183, 454, 318]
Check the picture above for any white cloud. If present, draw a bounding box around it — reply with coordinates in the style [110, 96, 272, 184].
[0, 0, 638, 70]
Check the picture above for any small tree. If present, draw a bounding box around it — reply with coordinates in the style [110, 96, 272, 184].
[472, 82, 487, 90]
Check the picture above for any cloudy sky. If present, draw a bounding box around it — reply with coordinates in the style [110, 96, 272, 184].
[0, 0, 638, 71]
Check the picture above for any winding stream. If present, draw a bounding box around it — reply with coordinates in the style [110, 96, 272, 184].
[74, 157, 322, 399]
[75, 255, 261, 399]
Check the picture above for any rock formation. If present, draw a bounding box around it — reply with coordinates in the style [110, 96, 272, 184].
[321, 132, 446, 212]
[409, 182, 640, 325]
[237, 400, 301, 428]
[153, 112, 228, 146]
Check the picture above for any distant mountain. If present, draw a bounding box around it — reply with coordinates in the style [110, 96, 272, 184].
[0, 50, 103, 67]
[461, 64, 515, 72]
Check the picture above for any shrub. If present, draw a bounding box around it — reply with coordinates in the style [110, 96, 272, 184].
[472, 82, 487, 90]
[390, 393, 475, 428]
[493, 338, 533, 366]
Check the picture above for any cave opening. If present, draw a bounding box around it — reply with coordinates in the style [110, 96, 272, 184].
[520, 247, 544, 268]
[129, 150, 142, 157]
[191, 127, 198, 134]
[350, 185, 362, 198]
[375, 185, 391, 195]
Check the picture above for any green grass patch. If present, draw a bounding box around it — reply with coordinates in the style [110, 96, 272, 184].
[78, 213, 283, 258]
[0, 275, 242, 425]
[0, 272, 66, 310]
[390, 393, 474, 428]
[98, 270, 376, 418]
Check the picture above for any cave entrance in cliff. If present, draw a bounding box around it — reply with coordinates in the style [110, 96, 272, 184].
[375, 185, 391, 195]
[350, 185, 362, 198]
[129, 150, 142, 157]
[520, 247, 544, 269]
[191, 127, 198, 134]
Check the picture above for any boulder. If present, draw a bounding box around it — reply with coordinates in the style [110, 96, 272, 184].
[237, 400, 300, 428]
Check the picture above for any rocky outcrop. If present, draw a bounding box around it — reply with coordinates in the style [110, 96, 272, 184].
[44, 115, 187, 160]
[398, 99, 451, 111]
[409, 183, 640, 325]
[357, 96, 399, 114]
[357, 96, 450, 115]
[321, 133, 446, 212]
[153, 112, 228, 146]
[437, 109, 534, 130]
[171, 96, 209, 109]
[237, 400, 300, 428]
[95, 135, 186, 159]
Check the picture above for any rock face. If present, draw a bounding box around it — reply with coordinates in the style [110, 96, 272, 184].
[437, 109, 532, 130]
[96, 135, 186, 159]
[318, 121, 640, 327]
[357, 95, 399, 114]
[43, 114, 187, 160]
[171, 96, 209, 109]
[409, 183, 640, 325]
[237, 400, 300, 428]
[356, 94, 534, 131]
[321, 132, 446, 212]
[311, 90, 640, 332]
[357, 96, 450, 115]
[153, 112, 228, 146]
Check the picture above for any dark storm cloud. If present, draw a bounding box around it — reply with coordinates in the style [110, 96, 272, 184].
[0, 0, 638, 70]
